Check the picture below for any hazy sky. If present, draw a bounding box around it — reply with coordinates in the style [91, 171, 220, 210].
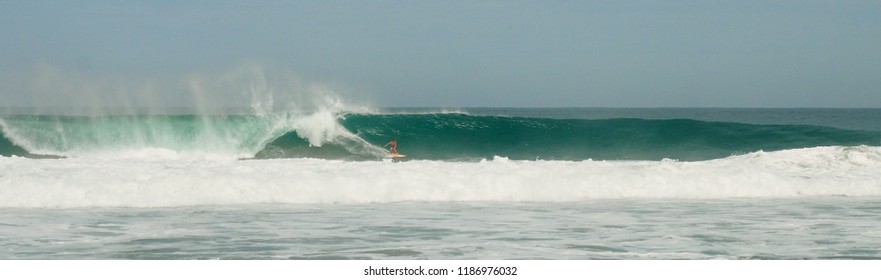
[2, 1, 880, 108]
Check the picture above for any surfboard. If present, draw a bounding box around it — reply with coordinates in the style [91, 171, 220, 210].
[389, 153, 406, 158]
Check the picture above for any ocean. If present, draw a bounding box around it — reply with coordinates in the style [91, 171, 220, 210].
[1, 108, 880, 259]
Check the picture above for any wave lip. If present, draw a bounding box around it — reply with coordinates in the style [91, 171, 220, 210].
[2, 146, 880, 208]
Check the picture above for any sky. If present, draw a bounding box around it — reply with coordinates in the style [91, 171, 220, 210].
[1, 0, 880, 108]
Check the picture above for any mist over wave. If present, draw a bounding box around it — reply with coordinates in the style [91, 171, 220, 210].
[0, 111, 386, 160]
[2, 146, 880, 208]
[0, 62, 383, 160]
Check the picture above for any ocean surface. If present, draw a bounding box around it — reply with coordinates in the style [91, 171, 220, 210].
[2, 108, 881, 259]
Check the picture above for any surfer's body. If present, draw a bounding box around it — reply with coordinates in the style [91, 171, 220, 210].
[385, 139, 398, 154]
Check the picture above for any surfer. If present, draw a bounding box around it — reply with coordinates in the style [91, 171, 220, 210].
[385, 139, 398, 154]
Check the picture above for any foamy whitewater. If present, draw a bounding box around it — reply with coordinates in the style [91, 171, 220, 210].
[2, 108, 881, 259]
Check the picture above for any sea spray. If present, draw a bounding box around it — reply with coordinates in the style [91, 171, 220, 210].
[0, 63, 382, 159]
[0, 112, 388, 160]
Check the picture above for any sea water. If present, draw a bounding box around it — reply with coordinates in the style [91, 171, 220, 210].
[1, 108, 880, 259]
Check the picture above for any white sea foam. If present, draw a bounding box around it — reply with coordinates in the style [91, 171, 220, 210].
[290, 110, 353, 147]
[287, 109, 388, 157]
[2, 146, 880, 208]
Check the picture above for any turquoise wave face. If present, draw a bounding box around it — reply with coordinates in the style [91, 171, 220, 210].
[3, 113, 881, 161]
[336, 114, 881, 161]
[0, 131, 31, 157]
